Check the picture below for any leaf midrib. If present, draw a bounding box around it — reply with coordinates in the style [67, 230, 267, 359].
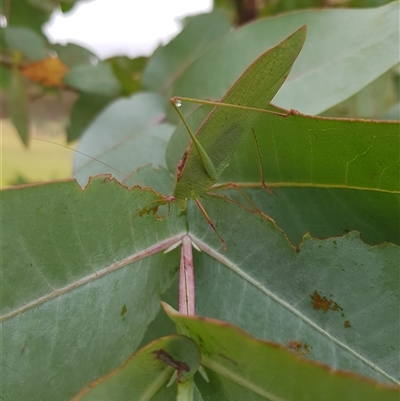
[1, 234, 186, 322]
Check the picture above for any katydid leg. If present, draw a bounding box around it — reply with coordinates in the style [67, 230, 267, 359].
[207, 183, 273, 223]
[170, 98, 218, 181]
[195, 198, 227, 252]
[251, 128, 276, 195]
[170, 96, 290, 118]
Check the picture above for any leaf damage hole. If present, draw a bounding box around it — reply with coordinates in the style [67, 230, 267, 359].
[152, 348, 189, 383]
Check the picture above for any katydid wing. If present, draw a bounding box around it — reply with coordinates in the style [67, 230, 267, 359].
[164, 26, 306, 247]
[169, 26, 307, 211]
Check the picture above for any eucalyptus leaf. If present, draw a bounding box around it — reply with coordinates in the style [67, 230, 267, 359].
[52, 43, 97, 68]
[1, 178, 186, 400]
[64, 62, 121, 96]
[230, 112, 400, 246]
[167, 106, 400, 246]
[166, 305, 399, 401]
[185, 195, 400, 385]
[2, 179, 398, 399]
[322, 70, 399, 119]
[168, 3, 399, 118]
[3, 26, 47, 60]
[142, 10, 231, 95]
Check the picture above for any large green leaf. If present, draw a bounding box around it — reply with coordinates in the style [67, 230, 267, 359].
[64, 62, 121, 96]
[242, 111, 399, 246]
[1, 179, 186, 400]
[165, 2, 399, 118]
[183, 195, 399, 385]
[2, 179, 398, 399]
[167, 107, 400, 246]
[167, 306, 399, 401]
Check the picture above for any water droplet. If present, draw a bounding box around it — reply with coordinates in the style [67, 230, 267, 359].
[175, 99, 182, 108]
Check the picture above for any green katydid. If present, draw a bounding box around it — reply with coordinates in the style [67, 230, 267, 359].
[37, 26, 306, 250]
[161, 26, 307, 248]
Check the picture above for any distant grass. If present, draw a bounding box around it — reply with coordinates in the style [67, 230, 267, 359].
[1, 119, 76, 188]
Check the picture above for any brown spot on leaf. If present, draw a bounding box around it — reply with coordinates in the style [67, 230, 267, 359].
[344, 320, 351, 328]
[287, 340, 312, 355]
[120, 305, 127, 316]
[303, 343, 311, 354]
[311, 290, 342, 314]
[287, 340, 302, 350]
[153, 349, 189, 383]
